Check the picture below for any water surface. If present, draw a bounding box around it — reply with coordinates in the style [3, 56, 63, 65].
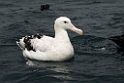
[0, 0, 124, 83]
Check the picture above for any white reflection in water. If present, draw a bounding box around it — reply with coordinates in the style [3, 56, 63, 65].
[26, 59, 74, 80]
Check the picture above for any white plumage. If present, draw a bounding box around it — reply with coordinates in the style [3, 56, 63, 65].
[16, 16, 83, 61]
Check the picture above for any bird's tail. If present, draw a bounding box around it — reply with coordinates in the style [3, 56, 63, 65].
[16, 37, 25, 50]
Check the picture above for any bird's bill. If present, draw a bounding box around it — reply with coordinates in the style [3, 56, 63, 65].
[69, 23, 83, 35]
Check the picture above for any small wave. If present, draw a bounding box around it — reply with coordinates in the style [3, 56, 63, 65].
[71, 35, 116, 55]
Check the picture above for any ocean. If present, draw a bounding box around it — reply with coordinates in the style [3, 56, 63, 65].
[0, 0, 124, 83]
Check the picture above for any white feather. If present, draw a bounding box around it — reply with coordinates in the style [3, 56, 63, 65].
[16, 16, 83, 61]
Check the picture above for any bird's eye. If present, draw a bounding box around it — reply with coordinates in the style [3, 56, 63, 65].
[64, 21, 67, 24]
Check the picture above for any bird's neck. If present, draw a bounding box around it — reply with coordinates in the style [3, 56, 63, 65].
[54, 27, 70, 42]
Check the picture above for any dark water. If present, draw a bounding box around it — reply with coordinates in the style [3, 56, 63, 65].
[0, 0, 124, 83]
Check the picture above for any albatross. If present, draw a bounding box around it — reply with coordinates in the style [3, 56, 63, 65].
[16, 16, 83, 61]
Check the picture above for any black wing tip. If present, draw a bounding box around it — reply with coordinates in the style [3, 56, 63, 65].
[109, 36, 120, 41]
[109, 35, 124, 48]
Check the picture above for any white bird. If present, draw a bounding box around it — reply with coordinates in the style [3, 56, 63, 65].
[16, 16, 83, 61]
